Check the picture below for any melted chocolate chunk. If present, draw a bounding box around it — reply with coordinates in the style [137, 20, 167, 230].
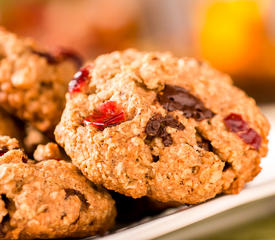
[145, 114, 185, 147]
[157, 85, 214, 121]
[152, 155, 159, 162]
[65, 189, 89, 209]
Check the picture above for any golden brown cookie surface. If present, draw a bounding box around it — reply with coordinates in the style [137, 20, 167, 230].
[55, 49, 270, 204]
[0, 159, 116, 239]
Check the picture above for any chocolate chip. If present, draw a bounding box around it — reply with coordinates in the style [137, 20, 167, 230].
[162, 135, 173, 147]
[164, 115, 185, 130]
[145, 114, 185, 147]
[64, 189, 90, 209]
[157, 85, 214, 121]
[146, 119, 161, 136]
[152, 155, 160, 162]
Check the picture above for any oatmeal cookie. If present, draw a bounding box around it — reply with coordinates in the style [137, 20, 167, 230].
[0, 159, 116, 239]
[0, 28, 81, 132]
[55, 49, 269, 204]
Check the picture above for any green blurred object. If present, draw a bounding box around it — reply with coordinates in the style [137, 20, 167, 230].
[156, 195, 275, 240]
[197, 214, 275, 240]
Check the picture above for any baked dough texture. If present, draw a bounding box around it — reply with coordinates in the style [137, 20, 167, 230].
[55, 49, 269, 204]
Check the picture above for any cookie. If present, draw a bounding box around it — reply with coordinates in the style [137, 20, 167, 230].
[55, 49, 270, 204]
[0, 27, 81, 132]
[0, 157, 116, 239]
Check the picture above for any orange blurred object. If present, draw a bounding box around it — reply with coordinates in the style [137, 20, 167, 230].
[196, 0, 275, 79]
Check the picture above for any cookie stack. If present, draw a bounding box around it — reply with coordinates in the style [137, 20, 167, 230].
[0, 29, 270, 239]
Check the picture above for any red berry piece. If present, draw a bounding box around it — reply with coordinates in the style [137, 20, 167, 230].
[224, 113, 262, 150]
[83, 101, 125, 130]
[68, 67, 90, 93]
[224, 113, 248, 132]
[238, 128, 262, 150]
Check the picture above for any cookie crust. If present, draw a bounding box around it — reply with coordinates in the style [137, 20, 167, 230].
[55, 49, 269, 204]
[0, 159, 116, 239]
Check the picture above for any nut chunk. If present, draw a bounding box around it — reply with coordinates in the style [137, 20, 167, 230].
[33, 142, 64, 161]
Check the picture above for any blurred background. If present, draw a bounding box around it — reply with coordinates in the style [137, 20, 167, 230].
[0, 0, 275, 103]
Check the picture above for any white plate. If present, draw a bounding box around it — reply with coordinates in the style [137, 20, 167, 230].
[91, 105, 275, 240]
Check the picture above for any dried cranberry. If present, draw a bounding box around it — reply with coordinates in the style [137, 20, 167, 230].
[83, 101, 125, 130]
[68, 67, 90, 93]
[238, 128, 262, 150]
[224, 113, 248, 133]
[224, 113, 262, 150]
